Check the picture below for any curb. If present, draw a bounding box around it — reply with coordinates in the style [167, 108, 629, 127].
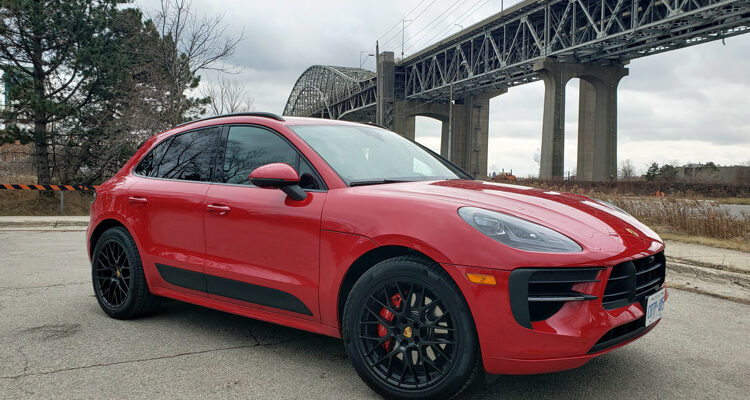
[667, 261, 750, 304]
[668, 261, 750, 289]
[0, 218, 88, 231]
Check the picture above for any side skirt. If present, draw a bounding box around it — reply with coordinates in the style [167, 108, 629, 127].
[149, 285, 341, 339]
[156, 263, 313, 316]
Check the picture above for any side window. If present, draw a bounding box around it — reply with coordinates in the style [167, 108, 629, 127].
[298, 156, 321, 190]
[134, 138, 170, 177]
[221, 126, 299, 185]
[135, 128, 219, 181]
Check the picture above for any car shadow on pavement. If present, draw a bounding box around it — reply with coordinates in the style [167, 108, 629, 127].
[146, 299, 350, 357]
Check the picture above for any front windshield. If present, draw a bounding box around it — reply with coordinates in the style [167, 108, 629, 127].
[291, 124, 467, 185]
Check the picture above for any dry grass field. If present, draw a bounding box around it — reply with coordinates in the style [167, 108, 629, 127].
[2, 178, 749, 253]
[0, 191, 94, 216]
[603, 197, 750, 252]
[521, 179, 750, 252]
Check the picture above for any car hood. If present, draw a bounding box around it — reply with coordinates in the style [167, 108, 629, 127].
[352, 179, 663, 255]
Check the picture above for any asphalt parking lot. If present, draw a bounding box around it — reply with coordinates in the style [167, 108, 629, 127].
[1, 231, 748, 399]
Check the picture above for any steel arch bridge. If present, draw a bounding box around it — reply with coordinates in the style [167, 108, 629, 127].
[282, 65, 376, 121]
[283, 0, 750, 122]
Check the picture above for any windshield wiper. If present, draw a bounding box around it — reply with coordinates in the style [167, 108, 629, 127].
[349, 179, 415, 187]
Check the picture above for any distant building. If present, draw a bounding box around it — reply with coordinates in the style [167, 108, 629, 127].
[676, 163, 750, 184]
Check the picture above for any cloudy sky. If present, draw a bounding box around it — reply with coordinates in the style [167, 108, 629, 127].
[140, 0, 750, 177]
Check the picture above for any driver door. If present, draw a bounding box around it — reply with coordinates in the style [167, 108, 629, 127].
[202, 125, 326, 320]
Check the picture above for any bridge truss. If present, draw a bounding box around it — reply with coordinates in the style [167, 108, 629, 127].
[403, 0, 750, 100]
[284, 0, 750, 117]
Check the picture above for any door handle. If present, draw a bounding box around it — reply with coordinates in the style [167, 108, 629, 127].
[128, 196, 148, 204]
[206, 204, 231, 215]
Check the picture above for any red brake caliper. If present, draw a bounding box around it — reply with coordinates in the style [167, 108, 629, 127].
[378, 293, 403, 351]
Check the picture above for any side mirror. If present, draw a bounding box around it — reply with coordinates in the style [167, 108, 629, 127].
[249, 163, 307, 201]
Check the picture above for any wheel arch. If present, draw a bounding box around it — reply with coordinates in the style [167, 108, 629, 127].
[336, 245, 468, 331]
[89, 218, 128, 257]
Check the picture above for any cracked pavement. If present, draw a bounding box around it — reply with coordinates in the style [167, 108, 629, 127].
[1, 231, 749, 399]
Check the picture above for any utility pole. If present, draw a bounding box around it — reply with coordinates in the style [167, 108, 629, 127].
[375, 41, 381, 126]
[448, 82, 453, 160]
[401, 19, 412, 60]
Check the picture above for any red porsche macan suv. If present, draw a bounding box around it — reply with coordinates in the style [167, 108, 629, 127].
[88, 112, 667, 399]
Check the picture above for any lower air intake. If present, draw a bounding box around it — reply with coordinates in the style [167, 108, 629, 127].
[509, 267, 603, 329]
[588, 317, 647, 353]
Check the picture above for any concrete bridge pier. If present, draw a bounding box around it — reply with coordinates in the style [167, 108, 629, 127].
[376, 52, 396, 129]
[447, 95, 492, 179]
[378, 50, 504, 180]
[533, 58, 628, 180]
[393, 101, 416, 140]
[576, 66, 629, 181]
[388, 95, 499, 180]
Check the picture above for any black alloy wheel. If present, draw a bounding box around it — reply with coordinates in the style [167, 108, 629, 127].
[343, 256, 481, 400]
[94, 239, 132, 308]
[359, 280, 458, 389]
[91, 226, 158, 319]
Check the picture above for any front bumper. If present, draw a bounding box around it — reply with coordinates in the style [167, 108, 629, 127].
[442, 255, 667, 375]
[482, 320, 661, 374]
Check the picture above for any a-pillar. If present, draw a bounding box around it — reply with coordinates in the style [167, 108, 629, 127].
[533, 58, 577, 180]
[577, 64, 628, 181]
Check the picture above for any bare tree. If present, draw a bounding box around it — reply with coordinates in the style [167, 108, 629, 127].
[619, 159, 637, 180]
[200, 77, 254, 116]
[145, 0, 245, 128]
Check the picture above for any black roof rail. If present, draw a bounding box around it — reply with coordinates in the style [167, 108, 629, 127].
[175, 112, 285, 128]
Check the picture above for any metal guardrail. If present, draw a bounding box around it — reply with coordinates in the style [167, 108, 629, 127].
[0, 184, 97, 191]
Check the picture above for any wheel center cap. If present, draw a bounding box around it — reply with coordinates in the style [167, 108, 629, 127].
[115, 269, 121, 278]
[403, 326, 413, 339]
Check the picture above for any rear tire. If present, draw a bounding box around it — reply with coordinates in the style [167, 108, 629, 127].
[342, 256, 481, 400]
[91, 226, 158, 319]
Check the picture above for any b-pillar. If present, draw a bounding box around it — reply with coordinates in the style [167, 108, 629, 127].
[533, 58, 628, 181]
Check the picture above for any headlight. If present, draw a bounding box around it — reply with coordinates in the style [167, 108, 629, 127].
[458, 207, 582, 253]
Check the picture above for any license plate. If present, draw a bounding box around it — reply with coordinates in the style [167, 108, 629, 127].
[645, 289, 665, 327]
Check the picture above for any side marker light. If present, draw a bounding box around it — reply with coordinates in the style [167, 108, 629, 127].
[466, 273, 497, 285]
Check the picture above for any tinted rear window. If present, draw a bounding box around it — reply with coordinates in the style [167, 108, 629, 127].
[135, 128, 219, 182]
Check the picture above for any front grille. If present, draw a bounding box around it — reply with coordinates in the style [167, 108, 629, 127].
[588, 317, 647, 354]
[635, 253, 666, 296]
[509, 267, 602, 329]
[602, 252, 666, 310]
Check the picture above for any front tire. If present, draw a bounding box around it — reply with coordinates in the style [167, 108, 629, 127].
[342, 256, 480, 400]
[91, 226, 158, 319]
